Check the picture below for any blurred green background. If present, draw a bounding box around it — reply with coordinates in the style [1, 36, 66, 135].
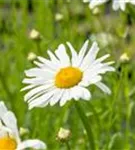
[0, 0, 135, 149]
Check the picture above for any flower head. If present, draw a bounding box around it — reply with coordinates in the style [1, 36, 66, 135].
[119, 52, 130, 63]
[29, 29, 41, 41]
[55, 13, 64, 21]
[27, 52, 37, 61]
[89, 0, 135, 11]
[22, 40, 115, 109]
[56, 127, 71, 142]
[0, 101, 46, 150]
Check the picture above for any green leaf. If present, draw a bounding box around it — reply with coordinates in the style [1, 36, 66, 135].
[108, 132, 125, 150]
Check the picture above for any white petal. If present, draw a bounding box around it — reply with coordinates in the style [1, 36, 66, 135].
[130, 0, 135, 4]
[66, 42, 78, 66]
[24, 68, 54, 77]
[76, 40, 89, 67]
[79, 75, 102, 87]
[55, 44, 70, 67]
[95, 54, 110, 63]
[99, 65, 115, 73]
[0, 101, 8, 119]
[37, 56, 59, 71]
[23, 70, 54, 84]
[22, 78, 45, 84]
[17, 139, 46, 150]
[26, 86, 54, 103]
[2, 111, 20, 143]
[70, 86, 80, 100]
[89, 0, 108, 9]
[112, 5, 120, 11]
[112, 0, 125, 11]
[60, 90, 70, 106]
[34, 61, 44, 67]
[29, 88, 55, 104]
[24, 83, 54, 102]
[21, 80, 54, 92]
[28, 88, 57, 109]
[29, 96, 50, 109]
[50, 89, 64, 106]
[47, 50, 61, 64]
[105, 61, 115, 65]
[0, 129, 7, 138]
[0, 125, 13, 138]
[21, 84, 37, 91]
[84, 61, 115, 77]
[80, 42, 99, 71]
[119, 2, 126, 11]
[70, 86, 91, 101]
[81, 87, 91, 100]
[95, 82, 111, 94]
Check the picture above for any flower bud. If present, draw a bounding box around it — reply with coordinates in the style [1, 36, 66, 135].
[29, 29, 41, 41]
[19, 127, 29, 136]
[56, 127, 71, 142]
[83, 0, 89, 3]
[55, 13, 63, 22]
[119, 53, 130, 63]
[27, 52, 37, 61]
[91, 7, 100, 15]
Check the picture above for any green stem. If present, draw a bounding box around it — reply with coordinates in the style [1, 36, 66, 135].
[124, 66, 130, 150]
[106, 65, 123, 147]
[66, 141, 71, 150]
[74, 101, 95, 150]
[36, 41, 42, 55]
[87, 101, 101, 148]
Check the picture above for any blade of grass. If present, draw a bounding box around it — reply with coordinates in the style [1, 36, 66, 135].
[74, 101, 95, 150]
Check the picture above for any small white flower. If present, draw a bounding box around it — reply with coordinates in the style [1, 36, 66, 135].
[89, 0, 135, 11]
[22, 40, 115, 109]
[0, 101, 46, 150]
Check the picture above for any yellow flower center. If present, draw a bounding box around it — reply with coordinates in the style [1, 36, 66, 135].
[55, 67, 83, 88]
[0, 136, 17, 150]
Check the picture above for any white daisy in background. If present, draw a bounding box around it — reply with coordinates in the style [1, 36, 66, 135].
[0, 101, 46, 150]
[89, 0, 107, 9]
[112, 0, 135, 11]
[89, 0, 135, 11]
[22, 40, 115, 109]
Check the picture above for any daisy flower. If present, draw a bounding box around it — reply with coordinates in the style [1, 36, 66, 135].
[89, 0, 107, 9]
[22, 40, 115, 109]
[89, 0, 135, 11]
[0, 101, 46, 150]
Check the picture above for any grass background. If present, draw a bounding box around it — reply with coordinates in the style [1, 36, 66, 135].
[0, 0, 135, 149]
